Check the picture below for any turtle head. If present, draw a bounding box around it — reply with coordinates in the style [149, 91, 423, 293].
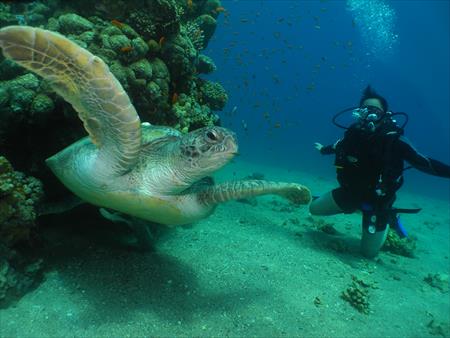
[179, 126, 238, 177]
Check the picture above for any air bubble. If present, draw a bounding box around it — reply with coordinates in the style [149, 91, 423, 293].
[347, 0, 399, 60]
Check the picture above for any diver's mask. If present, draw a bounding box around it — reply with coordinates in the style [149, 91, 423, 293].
[332, 106, 408, 131]
[352, 105, 386, 132]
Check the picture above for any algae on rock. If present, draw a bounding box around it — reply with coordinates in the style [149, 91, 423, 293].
[0, 155, 44, 308]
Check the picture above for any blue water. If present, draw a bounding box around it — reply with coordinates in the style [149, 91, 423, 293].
[205, 0, 450, 200]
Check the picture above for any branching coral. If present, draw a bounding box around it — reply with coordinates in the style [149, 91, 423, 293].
[194, 14, 217, 46]
[0, 156, 43, 247]
[129, 11, 157, 41]
[197, 54, 216, 74]
[128, 0, 181, 40]
[0, 156, 45, 307]
[183, 21, 205, 51]
[382, 229, 416, 257]
[197, 79, 228, 110]
[341, 275, 376, 314]
[172, 93, 219, 132]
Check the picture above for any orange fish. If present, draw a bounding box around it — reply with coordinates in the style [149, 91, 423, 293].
[187, 0, 193, 8]
[172, 93, 178, 104]
[159, 36, 166, 47]
[120, 46, 133, 53]
[215, 6, 226, 13]
[111, 19, 124, 29]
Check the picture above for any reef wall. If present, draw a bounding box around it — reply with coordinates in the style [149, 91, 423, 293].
[0, 155, 44, 307]
[0, 0, 227, 178]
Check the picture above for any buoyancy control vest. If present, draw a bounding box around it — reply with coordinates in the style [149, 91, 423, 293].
[334, 120, 405, 200]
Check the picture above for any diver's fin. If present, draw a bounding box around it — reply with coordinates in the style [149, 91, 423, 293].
[390, 208, 421, 214]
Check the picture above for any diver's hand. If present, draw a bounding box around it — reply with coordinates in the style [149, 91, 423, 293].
[314, 142, 324, 152]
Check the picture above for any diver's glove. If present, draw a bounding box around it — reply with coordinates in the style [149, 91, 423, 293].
[316, 143, 337, 155]
[314, 142, 324, 152]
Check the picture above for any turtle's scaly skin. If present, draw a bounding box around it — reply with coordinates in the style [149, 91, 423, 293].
[42, 125, 237, 226]
[0, 26, 311, 227]
[198, 180, 311, 206]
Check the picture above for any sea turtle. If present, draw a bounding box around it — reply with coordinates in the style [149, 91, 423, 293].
[0, 26, 311, 228]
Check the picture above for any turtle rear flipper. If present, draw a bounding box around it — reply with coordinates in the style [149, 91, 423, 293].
[130, 220, 156, 252]
[99, 208, 157, 251]
[37, 195, 85, 216]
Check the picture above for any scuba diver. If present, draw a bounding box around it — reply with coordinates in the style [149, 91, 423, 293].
[310, 85, 450, 258]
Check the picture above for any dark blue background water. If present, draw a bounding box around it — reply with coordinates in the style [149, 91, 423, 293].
[204, 0, 449, 200]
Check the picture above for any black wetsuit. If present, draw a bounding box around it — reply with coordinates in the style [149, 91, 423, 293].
[321, 134, 450, 213]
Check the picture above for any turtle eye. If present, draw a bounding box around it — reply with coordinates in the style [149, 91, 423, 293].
[206, 130, 218, 141]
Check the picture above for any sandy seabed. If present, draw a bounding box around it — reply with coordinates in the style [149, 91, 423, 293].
[1, 160, 449, 338]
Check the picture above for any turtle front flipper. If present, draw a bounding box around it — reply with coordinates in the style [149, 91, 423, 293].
[0, 26, 141, 176]
[198, 180, 311, 206]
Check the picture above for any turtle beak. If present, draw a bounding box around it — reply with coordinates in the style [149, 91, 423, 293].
[225, 139, 238, 159]
[225, 132, 238, 153]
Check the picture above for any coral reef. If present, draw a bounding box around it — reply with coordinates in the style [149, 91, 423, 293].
[0, 156, 43, 246]
[424, 273, 449, 293]
[58, 13, 94, 35]
[341, 275, 375, 314]
[0, 0, 227, 188]
[0, 63, 81, 187]
[194, 13, 217, 46]
[0, 245, 44, 308]
[0, 155, 44, 307]
[172, 93, 219, 132]
[197, 54, 217, 74]
[0, 1, 53, 27]
[382, 229, 416, 258]
[197, 79, 228, 110]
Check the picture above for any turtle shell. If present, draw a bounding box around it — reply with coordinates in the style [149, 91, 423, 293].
[140, 123, 182, 145]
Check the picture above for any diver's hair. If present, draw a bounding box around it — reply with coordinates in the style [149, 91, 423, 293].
[359, 85, 389, 112]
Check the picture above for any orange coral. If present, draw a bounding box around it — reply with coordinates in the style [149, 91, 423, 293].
[215, 6, 226, 13]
